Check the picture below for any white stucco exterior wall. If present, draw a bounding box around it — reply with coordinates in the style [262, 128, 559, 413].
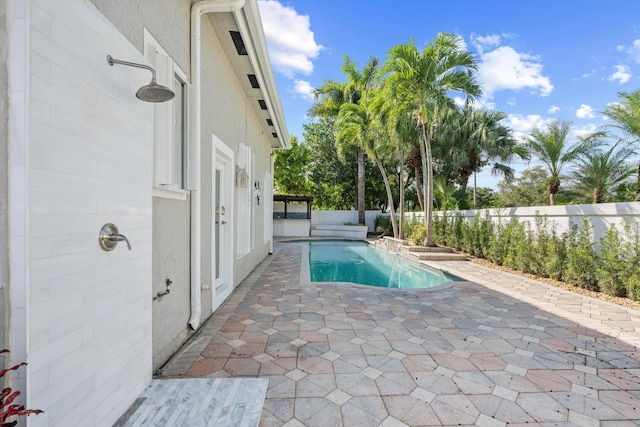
[19, 1, 154, 425]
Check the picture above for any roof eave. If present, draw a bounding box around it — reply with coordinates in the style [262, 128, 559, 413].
[233, 0, 290, 150]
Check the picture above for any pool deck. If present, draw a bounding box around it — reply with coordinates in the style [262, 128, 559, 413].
[159, 241, 640, 426]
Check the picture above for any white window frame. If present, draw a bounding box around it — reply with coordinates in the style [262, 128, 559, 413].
[144, 29, 189, 199]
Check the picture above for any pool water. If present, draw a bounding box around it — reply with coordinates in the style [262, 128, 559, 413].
[300, 240, 460, 289]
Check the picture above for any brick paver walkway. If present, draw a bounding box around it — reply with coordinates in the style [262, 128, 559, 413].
[159, 242, 640, 426]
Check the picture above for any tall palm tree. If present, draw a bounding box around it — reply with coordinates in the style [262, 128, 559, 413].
[570, 140, 636, 203]
[364, 81, 420, 239]
[384, 33, 480, 245]
[525, 120, 602, 205]
[602, 90, 640, 200]
[336, 96, 399, 238]
[453, 107, 527, 189]
[310, 56, 379, 224]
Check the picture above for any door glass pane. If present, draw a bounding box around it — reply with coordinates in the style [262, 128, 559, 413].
[215, 169, 221, 281]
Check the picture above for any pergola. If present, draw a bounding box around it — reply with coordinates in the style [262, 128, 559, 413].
[273, 194, 313, 219]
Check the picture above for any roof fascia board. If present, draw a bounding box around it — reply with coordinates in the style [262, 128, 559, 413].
[233, 0, 290, 149]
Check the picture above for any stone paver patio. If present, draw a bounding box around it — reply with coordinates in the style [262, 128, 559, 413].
[159, 242, 640, 426]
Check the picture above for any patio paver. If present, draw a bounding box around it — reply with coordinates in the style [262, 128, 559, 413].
[159, 242, 640, 426]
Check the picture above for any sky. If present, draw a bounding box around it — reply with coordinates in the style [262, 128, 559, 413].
[257, 0, 640, 189]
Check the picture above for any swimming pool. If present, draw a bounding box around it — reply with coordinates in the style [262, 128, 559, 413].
[297, 240, 460, 289]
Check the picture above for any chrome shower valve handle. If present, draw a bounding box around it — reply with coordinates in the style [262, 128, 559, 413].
[99, 223, 132, 251]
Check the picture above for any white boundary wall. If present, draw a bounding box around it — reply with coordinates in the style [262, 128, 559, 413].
[311, 210, 385, 232]
[273, 210, 386, 237]
[406, 202, 640, 244]
[297, 203, 640, 243]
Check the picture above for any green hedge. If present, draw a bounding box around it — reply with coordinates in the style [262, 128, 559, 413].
[431, 213, 640, 301]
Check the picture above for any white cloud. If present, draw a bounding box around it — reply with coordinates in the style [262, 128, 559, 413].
[548, 105, 560, 114]
[573, 124, 599, 141]
[576, 104, 595, 119]
[617, 44, 625, 52]
[608, 64, 632, 84]
[258, 0, 323, 77]
[470, 33, 502, 54]
[454, 96, 495, 110]
[290, 80, 314, 100]
[504, 114, 548, 142]
[601, 102, 621, 121]
[477, 46, 553, 98]
[630, 39, 640, 63]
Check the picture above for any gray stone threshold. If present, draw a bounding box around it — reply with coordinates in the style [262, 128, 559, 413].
[117, 378, 268, 427]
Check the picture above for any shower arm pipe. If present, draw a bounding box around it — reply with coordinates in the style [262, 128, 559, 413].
[188, 0, 245, 331]
[107, 55, 157, 81]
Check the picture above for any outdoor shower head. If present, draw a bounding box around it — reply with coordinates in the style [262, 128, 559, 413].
[106, 55, 175, 103]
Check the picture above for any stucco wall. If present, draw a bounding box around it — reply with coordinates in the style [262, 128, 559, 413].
[151, 196, 191, 371]
[89, 0, 191, 79]
[198, 17, 271, 304]
[25, 1, 153, 425]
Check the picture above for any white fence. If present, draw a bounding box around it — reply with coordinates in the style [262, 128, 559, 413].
[311, 210, 385, 232]
[273, 209, 386, 237]
[408, 202, 640, 245]
[274, 203, 640, 241]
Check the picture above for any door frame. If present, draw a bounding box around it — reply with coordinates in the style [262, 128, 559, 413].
[212, 134, 234, 312]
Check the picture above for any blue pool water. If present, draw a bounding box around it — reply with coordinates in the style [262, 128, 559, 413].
[299, 240, 460, 289]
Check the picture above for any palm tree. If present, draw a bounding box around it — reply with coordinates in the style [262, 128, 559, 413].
[310, 56, 379, 224]
[450, 107, 527, 189]
[525, 120, 602, 205]
[602, 90, 640, 200]
[434, 106, 528, 208]
[385, 33, 481, 245]
[569, 140, 636, 203]
[433, 176, 460, 211]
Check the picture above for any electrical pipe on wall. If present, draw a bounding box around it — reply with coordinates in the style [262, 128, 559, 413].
[189, 0, 245, 330]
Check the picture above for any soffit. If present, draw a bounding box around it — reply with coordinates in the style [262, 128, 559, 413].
[206, 11, 288, 149]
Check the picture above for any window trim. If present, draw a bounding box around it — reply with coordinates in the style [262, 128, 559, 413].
[144, 29, 190, 199]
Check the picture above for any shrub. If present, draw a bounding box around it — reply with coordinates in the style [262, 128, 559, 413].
[410, 222, 426, 245]
[404, 215, 422, 241]
[622, 220, 640, 300]
[597, 225, 626, 297]
[543, 227, 567, 281]
[418, 211, 640, 303]
[374, 215, 391, 235]
[565, 219, 599, 291]
[450, 215, 465, 251]
[502, 220, 526, 270]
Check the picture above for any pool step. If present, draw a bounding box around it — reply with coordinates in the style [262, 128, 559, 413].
[372, 237, 468, 261]
[406, 246, 454, 253]
[406, 251, 468, 261]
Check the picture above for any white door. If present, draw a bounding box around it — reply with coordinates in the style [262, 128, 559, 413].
[212, 136, 234, 311]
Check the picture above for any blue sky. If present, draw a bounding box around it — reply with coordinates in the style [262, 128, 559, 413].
[258, 0, 640, 188]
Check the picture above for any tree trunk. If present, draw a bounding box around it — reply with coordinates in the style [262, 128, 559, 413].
[419, 121, 436, 246]
[548, 178, 559, 206]
[635, 163, 640, 201]
[357, 148, 366, 224]
[375, 157, 398, 238]
[424, 127, 435, 246]
[414, 163, 424, 212]
[593, 187, 602, 204]
[399, 162, 405, 239]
